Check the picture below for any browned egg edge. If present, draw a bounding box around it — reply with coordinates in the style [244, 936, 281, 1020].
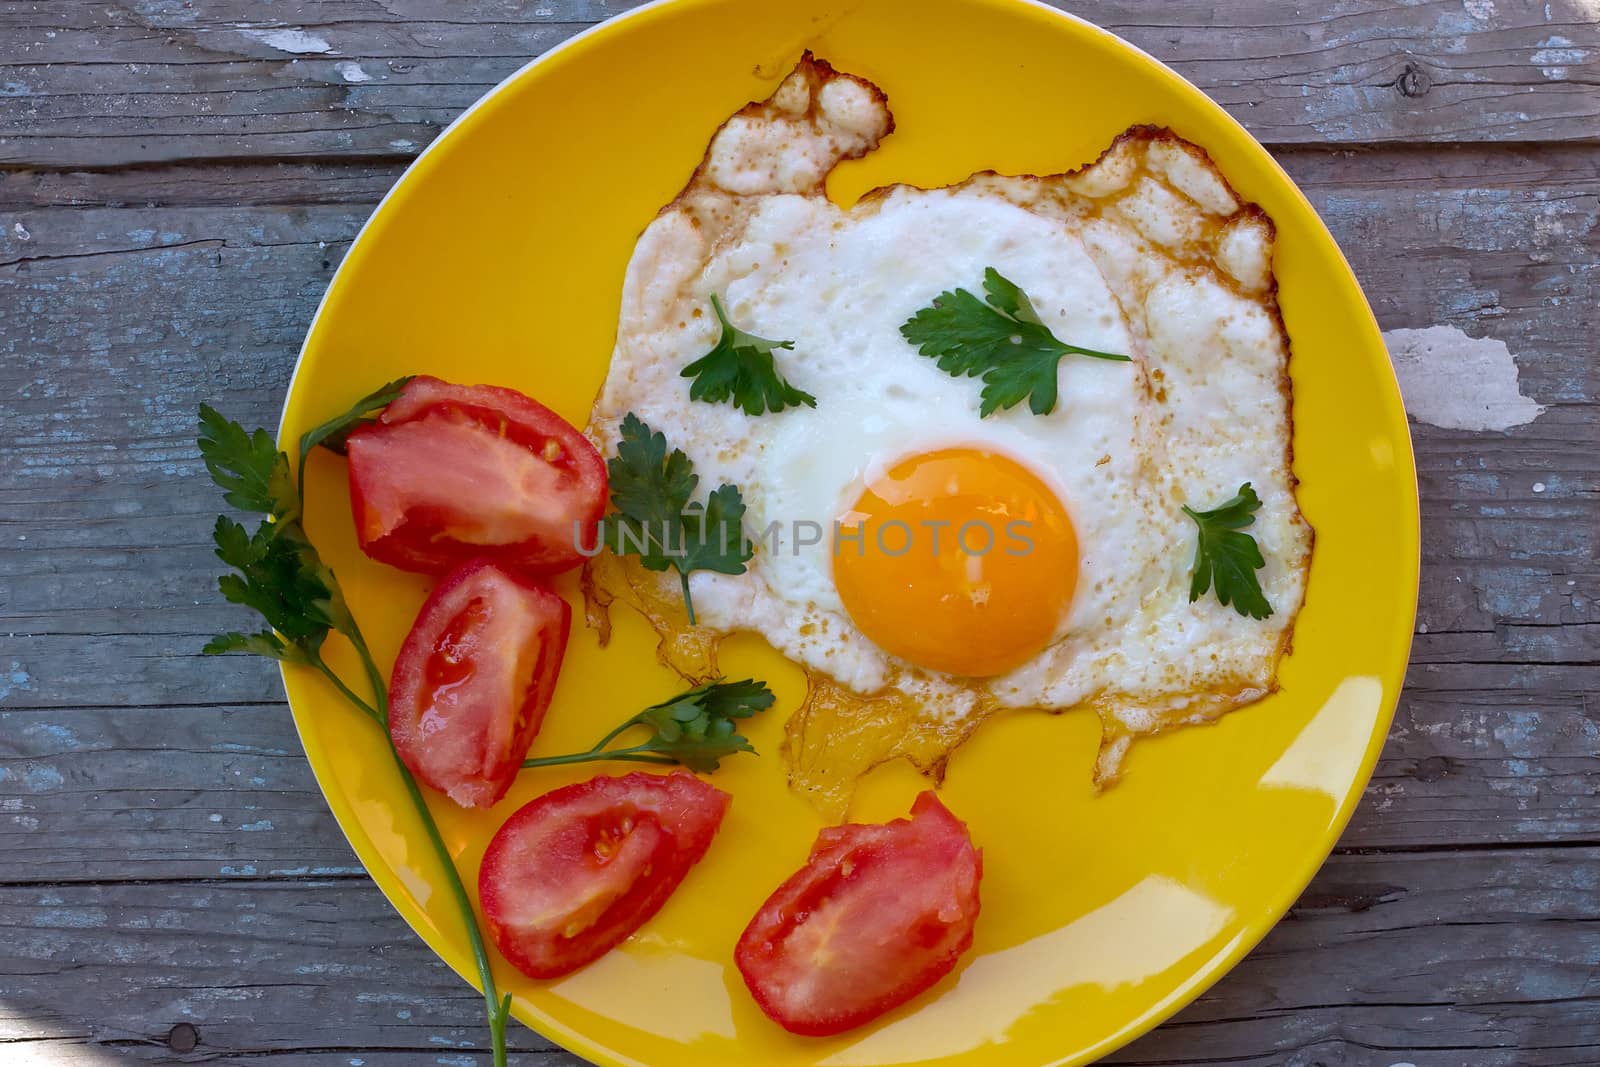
[580, 53, 1313, 821]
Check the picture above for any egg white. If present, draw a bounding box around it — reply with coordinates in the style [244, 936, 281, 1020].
[587, 56, 1311, 773]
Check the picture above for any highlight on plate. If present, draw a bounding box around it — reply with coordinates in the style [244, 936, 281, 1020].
[198, 50, 1310, 1057]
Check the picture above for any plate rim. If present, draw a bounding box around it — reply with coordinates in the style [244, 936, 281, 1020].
[274, 1, 1422, 1064]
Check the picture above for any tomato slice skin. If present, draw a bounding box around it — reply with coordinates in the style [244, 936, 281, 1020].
[389, 560, 570, 809]
[479, 772, 730, 979]
[736, 791, 982, 1036]
[346, 376, 606, 576]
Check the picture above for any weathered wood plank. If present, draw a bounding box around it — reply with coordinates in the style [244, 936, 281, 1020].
[0, 159, 404, 210]
[7, 141, 1600, 213]
[0, 876, 565, 1061]
[0, 655, 1591, 889]
[1107, 846, 1600, 1066]
[1, 150, 1595, 864]
[9, 1050, 573, 1067]
[0, 849, 1594, 1064]
[1348, 663, 1598, 845]
[0, 704, 361, 883]
[3, 151, 1593, 664]
[6, 1040, 1593, 1067]
[1, 0, 1597, 168]
[0, 6, 1593, 1065]
[0, 203, 363, 705]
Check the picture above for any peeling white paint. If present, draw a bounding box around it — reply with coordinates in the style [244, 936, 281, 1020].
[22, 765, 61, 792]
[11, 221, 30, 241]
[1383, 326, 1544, 431]
[1463, 0, 1495, 16]
[1531, 35, 1589, 80]
[334, 60, 372, 83]
[0, 662, 34, 701]
[242, 28, 334, 55]
[27, 722, 77, 748]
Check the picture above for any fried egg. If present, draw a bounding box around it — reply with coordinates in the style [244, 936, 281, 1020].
[585, 54, 1311, 816]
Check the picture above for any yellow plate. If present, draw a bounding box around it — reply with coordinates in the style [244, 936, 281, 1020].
[279, 1, 1419, 1063]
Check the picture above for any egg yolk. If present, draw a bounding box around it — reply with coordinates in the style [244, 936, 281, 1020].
[833, 448, 1079, 677]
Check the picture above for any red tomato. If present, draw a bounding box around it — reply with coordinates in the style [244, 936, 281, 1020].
[479, 772, 730, 979]
[736, 791, 982, 1036]
[346, 376, 606, 576]
[389, 560, 570, 809]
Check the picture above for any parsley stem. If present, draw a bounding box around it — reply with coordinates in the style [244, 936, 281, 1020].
[1064, 343, 1134, 363]
[308, 652, 382, 727]
[678, 569, 697, 626]
[587, 715, 643, 755]
[521, 744, 679, 770]
[345, 621, 511, 1067]
[204, 405, 508, 1067]
[388, 742, 511, 1066]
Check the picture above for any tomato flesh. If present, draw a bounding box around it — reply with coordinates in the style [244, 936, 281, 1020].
[389, 560, 570, 809]
[736, 791, 982, 1036]
[346, 376, 606, 576]
[479, 772, 730, 979]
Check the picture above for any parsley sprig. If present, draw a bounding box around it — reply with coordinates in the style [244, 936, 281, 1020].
[681, 294, 816, 415]
[1183, 482, 1273, 620]
[198, 404, 353, 672]
[523, 679, 775, 773]
[900, 267, 1131, 416]
[198, 394, 512, 1067]
[598, 413, 753, 626]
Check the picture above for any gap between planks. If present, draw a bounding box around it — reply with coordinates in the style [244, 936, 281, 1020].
[5, 141, 1600, 211]
[0, 831, 1596, 894]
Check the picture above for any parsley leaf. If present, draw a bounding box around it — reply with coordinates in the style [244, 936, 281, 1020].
[1182, 482, 1273, 620]
[523, 679, 776, 773]
[679, 484, 751, 579]
[603, 411, 699, 532]
[680, 294, 816, 416]
[597, 413, 753, 625]
[199, 403, 297, 518]
[197, 408, 358, 665]
[900, 267, 1131, 417]
[202, 629, 295, 660]
[210, 515, 353, 653]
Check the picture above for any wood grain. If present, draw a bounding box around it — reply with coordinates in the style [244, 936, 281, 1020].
[4, 153, 1594, 666]
[0, 848, 1593, 1065]
[0, 153, 1594, 863]
[1, 0, 1598, 169]
[0, 705, 361, 883]
[0, 672, 1594, 885]
[2, 1, 1597, 1061]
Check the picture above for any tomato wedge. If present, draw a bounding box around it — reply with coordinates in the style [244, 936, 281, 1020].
[736, 791, 982, 1036]
[346, 376, 606, 576]
[389, 560, 570, 809]
[479, 772, 730, 979]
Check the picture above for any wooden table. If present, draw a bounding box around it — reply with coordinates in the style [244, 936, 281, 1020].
[2, 1, 1595, 1063]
